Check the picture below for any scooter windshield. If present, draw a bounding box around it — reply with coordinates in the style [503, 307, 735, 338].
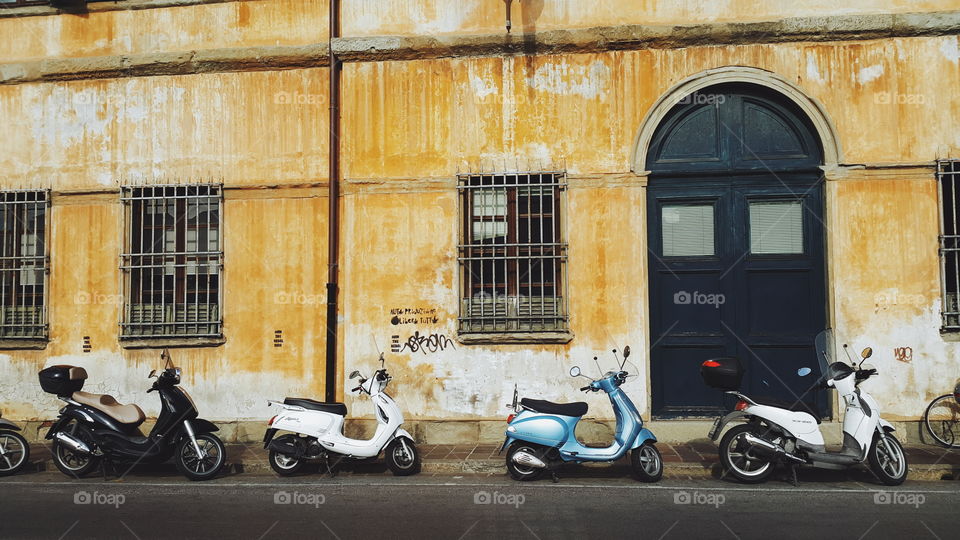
[813, 329, 834, 378]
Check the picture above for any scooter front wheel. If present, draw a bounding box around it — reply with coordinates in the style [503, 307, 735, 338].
[175, 433, 226, 481]
[385, 437, 421, 476]
[505, 443, 545, 481]
[868, 432, 907, 486]
[630, 442, 663, 482]
[0, 431, 30, 476]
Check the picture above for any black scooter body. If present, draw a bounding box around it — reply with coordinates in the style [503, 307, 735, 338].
[46, 372, 218, 464]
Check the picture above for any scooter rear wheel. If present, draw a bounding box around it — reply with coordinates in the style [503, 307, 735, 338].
[0, 431, 30, 476]
[719, 424, 775, 484]
[51, 421, 100, 479]
[505, 443, 545, 481]
[269, 449, 306, 476]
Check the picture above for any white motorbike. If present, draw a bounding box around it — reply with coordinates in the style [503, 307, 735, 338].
[702, 329, 908, 485]
[263, 353, 420, 476]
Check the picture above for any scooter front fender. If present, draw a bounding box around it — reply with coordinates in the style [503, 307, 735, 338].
[629, 428, 657, 449]
[879, 418, 895, 432]
[0, 418, 21, 431]
[392, 427, 414, 442]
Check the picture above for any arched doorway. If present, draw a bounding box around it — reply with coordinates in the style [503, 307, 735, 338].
[646, 83, 827, 417]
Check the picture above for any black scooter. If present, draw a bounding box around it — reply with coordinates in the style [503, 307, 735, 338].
[40, 350, 226, 481]
[0, 410, 30, 476]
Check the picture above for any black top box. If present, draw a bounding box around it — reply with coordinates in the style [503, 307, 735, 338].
[700, 357, 744, 391]
[39, 365, 87, 396]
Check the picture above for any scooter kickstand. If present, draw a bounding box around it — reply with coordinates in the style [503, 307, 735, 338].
[789, 464, 799, 487]
[550, 470, 559, 483]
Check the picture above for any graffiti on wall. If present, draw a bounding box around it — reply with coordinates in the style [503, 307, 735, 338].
[391, 331, 456, 355]
[390, 307, 439, 326]
[893, 346, 913, 363]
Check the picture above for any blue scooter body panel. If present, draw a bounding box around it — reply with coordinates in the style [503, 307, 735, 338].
[503, 371, 658, 463]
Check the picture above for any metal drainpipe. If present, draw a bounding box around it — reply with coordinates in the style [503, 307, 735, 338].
[325, 0, 341, 404]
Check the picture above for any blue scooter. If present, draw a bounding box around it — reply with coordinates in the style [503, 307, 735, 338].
[501, 346, 662, 482]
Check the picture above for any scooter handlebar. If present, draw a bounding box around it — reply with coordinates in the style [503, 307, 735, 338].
[351, 386, 363, 393]
[580, 385, 593, 392]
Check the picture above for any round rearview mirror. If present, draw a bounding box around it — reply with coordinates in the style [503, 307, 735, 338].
[349, 370, 361, 379]
[623, 346, 631, 359]
[861, 347, 873, 359]
[797, 367, 812, 377]
[569, 366, 581, 378]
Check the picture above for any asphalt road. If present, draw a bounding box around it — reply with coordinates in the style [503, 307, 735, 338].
[1, 472, 958, 540]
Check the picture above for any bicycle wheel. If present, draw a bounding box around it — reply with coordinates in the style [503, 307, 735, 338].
[923, 394, 960, 448]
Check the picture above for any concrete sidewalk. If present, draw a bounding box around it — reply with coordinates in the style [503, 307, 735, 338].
[17, 441, 960, 482]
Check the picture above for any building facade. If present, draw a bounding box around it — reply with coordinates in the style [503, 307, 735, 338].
[1, 0, 959, 443]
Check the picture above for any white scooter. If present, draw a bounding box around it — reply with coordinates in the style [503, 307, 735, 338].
[702, 329, 907, 485]
[263, 353, 420, 476]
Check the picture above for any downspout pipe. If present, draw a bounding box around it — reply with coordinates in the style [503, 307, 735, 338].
[325, 0, 341, 403]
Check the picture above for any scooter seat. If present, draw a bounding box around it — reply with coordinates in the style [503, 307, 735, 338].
[520, 398, 588, 417]
[283, 398, 347, 416]
[751, 396, 821, 423]
[72, 391, 146, 426]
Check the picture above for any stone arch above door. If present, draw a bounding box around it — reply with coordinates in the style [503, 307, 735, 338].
[631, 66, 843, 173]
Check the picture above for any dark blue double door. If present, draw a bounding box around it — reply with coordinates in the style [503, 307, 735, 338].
[645, 85, 828, 417]
[648, 179, 826, 416]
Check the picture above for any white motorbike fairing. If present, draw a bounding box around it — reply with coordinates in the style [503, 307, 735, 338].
[741, 404, 823, 446]
[271, 391, 404, 459]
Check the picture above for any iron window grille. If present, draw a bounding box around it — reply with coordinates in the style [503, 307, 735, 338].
[0, 190, 49, 339]
[121, 184, 223, 338]
[938, 160, 960, 330]
[457, 171, 569, 333]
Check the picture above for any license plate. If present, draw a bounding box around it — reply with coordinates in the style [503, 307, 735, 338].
[708, 416, 723, 440]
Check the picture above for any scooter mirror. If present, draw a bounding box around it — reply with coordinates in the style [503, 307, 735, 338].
[623, 346, 631, 359]
[861, 347, 873, 360]
[797, 367, 812, 377]
[349, 370, 361, 379]
[569, 366, 581, 378]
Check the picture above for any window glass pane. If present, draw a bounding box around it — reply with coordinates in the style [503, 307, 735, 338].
[750, 201, 803, 254]
[662, 204, 715, 257]
[473, 189, 506, 216]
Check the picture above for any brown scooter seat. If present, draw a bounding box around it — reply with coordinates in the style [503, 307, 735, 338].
[72, 391, 146, 426]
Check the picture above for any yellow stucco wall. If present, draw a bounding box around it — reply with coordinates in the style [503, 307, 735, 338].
[2, 2, 960, 425]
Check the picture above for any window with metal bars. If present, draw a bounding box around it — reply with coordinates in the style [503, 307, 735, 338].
[938, 160, 960, 330]
[457, 171, 568, 334]
[0, 190, 48, 340]
[121, 185, 222, 338]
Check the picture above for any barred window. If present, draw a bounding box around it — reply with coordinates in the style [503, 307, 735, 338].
[121, 185, 222, 338]
[457, 171, 568, 334]
[939, 160, 960, 329]
[0, 191, 48, 339]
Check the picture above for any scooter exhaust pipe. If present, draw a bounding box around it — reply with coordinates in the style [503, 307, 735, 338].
[743, 433, 805, 464]
[512, 450, 546, 469]
[54, 431, 91, 455]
